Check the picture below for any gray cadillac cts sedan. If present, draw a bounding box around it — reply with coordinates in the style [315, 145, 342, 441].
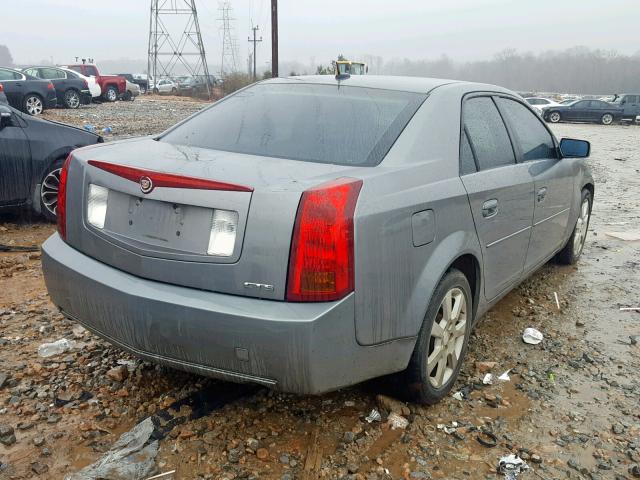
[42, 76, 593, 404]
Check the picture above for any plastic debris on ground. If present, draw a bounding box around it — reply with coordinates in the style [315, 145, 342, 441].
[38, 338, 76, 358]
[522, 327, 543, 345]
[497, 454, 530, 479]
[498, 370, 512, 382]
[483, 373, 494, 385]
[620, 307, 640, 312]
[452, 391, 465, 400]
[102, 126, 113, 134]
[65, 417, 158, 480]
[604, 231, 640, 241]
[387, 412, 409, 430]
[365, 409, 382, 423]
[554, 292, 561, 310]
[83, 124, 96, 133]
[437, 421, 458, 435]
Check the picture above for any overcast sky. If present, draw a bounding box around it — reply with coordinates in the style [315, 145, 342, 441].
[2, 0, 639, 70]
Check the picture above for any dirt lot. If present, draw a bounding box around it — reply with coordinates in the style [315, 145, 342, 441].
[1, 99, 639, 480]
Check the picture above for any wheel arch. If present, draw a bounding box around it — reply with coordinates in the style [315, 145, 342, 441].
[405, 230, 483, 342]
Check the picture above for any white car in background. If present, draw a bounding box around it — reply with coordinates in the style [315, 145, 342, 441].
[150, 78, 177, 95]
[525, 97, 563, 115]
[59, 67, 101, 100]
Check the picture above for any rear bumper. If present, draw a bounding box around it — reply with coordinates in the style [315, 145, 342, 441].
[42, 234, 413, 394]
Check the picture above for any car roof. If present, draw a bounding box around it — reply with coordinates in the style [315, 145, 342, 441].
[264, 75, 514, 95]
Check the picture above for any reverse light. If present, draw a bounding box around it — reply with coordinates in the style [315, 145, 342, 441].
[87, 184, 109, 229]
[57, 155, 72, 240]
[207, 209, 238, 257]
[286, 177, 362, 302]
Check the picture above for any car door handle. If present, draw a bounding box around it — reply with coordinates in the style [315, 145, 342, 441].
[537, 187, 547, 202]
[482, 199, 499, 218]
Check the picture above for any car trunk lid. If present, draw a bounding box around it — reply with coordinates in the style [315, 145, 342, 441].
[64, 138, 357, 300]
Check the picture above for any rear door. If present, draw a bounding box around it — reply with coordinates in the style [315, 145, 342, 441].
[495, 97, 573, 269]
[623, 95, 639, 117]
[0, 110, 31, 205]
[460, 95, 534, 300]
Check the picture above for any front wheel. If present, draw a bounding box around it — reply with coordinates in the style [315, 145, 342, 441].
[601, 113, 614, 125]
[548, 111, 561, 123]
[555, 189, 592, 265]
[23, 94, 44, 115]
[405, 269, 473, 404]
[171, 87, 177, 94]
[40, 160, 64, 222]
[63, 89, 81, 109]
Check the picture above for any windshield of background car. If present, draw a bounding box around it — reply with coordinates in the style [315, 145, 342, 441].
[161, 83, 426, 166]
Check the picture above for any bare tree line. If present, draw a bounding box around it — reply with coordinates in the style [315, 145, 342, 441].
[362, 47, 640, 94]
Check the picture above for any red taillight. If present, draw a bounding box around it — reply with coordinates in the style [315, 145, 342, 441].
[286, 177, 362, 302]
[87, 160, 253, 192]
[0, 84, 4, 92]
[47, 82, 54, 90]
[57, 155, 72, 240]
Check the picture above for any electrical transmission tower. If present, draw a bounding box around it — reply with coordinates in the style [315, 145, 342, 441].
[147, 0, 212, 97]
[218, 1, 239, 77]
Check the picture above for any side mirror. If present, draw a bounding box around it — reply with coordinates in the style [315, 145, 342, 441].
[0, 105, 12, 129]
[560, 138, 590, 158]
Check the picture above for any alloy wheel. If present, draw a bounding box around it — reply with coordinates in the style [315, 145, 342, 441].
[427, 287, 467, 388]
[26, 96, 43, 115]
[573, 197, 590, 256]
[107, 88, 117, 101]
[602, 114, 613, 125]
[65, 90, 80, 109]
[549, 112, 561, 123]
[41, 168, 62, 216]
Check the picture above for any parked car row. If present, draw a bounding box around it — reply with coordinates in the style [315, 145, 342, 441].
[149, 74, 218, 97]
[525, 94, 640, 125]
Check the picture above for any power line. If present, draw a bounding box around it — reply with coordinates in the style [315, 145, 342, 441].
[248, 25, 262, 80]
[147, 0, 212, 97]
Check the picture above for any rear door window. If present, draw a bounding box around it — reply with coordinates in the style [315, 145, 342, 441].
[496, 98, 557, 161]
[463, 97, 515, 171]
[459, 129, 477, 175]
[0, 69, 21, 80]
[162, 83, 427, 166]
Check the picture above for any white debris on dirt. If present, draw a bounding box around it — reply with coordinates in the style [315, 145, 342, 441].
[522, 327, 544, 345]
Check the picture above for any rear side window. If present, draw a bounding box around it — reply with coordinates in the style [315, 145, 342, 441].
[459, 129, 477, 175]
[463, 97, 515, 171]
[0, 69, 21, 80]
[496, 98, 557, 161]
[84, 66, 98, 76]
[626, 95, 637, 103]
[162, 83, 426, 166]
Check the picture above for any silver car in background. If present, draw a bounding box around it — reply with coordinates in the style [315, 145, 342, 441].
[42, 76, 593, 403]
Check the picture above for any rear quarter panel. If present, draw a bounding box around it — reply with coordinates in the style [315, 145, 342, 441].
[354, 84, 483, 345]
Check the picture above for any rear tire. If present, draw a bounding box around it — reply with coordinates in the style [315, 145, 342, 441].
[23, 94, 44, 115]
[601, 113, 614, 125]
[171, 87, 177, 95]
[103, 85, 118, 102]
[548, 111, 561, 123]
[63, 89, 81, 109]
[555, 189, 592, 265]
[40, 160, 64, 222]
[405, 269, 473, 405]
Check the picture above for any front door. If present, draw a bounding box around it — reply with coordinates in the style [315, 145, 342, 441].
[494, 97, 573, 270]
[460, 96, 535, 300]
[0, 111, 31, 205]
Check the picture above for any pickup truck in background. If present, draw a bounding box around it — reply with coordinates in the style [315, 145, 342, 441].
[611, 94, 640, 122]
[63, 64, 126, 102]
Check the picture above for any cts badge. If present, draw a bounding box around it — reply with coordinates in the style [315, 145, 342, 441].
[140, 176, 154, 194]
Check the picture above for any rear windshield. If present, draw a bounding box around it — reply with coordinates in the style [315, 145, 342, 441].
[161, 83, 426, 166]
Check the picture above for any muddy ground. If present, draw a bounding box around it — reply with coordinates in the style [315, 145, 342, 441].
[0, 99, 639, 480]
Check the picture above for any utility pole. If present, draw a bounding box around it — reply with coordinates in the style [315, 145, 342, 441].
[271, 0, 278, 77]
[247, 25, 262, 81]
